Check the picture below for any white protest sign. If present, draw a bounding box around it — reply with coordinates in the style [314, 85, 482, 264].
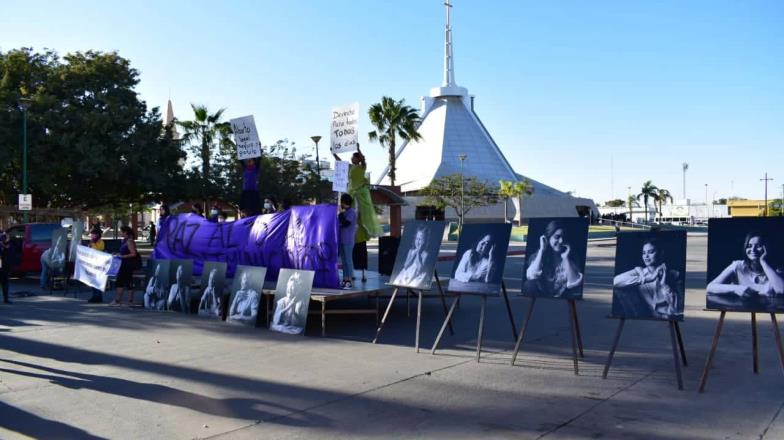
[333, 160, 350, 193]
[230, 115, 262, 160]
[74, 245, 120, 292]
[330, 102, 359, 153]
[18, 194, 32, 211]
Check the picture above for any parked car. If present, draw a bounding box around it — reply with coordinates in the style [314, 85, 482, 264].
[4, 223, 61, 273]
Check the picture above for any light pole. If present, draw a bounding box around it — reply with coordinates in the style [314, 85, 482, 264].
[458, 154, 466, 232]
[310, 135, 322, 178]
[761, 172, 774, 216]
[682, 162, 688, 199]
[19, 98, 32, 223]
[627, 186, 632, 222]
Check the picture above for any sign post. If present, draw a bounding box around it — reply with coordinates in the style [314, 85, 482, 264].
[230, 115, 262, 160]
[18, 194, 32, 211]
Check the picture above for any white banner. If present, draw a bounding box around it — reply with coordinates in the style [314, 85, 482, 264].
[230, 115, 262, 160]
[333, 160, 350, 193]
[330, 102, 359, 153]
[74, 245, 121, 292]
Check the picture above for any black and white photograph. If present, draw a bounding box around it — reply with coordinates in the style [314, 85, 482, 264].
[523, 217, 589, 299]
[388, 220, 446, 290]
[50, 227, 68, 272]
[226, 265, 266, 326]
[167, 259, 194, 313]
[612, 231, 686, 320]
[270, 268, 314, 335]
[448, 223, 512, 295]
[706, 217, 784, 313]
[144, 259, 170, 310]
[197, 261, 228, 319]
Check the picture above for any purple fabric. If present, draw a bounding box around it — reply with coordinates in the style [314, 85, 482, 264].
[154, 205, 340, 288]
[242, 164, 259, 191]
[339, 208, 357, 247]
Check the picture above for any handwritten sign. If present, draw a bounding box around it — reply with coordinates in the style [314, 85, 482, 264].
[333, 160, 349, 193]
[330, 102, 359, 153]
[230, 115, 262, 160]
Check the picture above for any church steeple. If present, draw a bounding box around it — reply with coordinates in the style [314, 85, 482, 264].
[430, 0, 468, 101]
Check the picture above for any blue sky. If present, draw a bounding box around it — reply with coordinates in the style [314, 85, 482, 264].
[2, 0, 782, 204]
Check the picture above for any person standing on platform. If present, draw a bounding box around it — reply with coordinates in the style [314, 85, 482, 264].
[338, 194, 357, 289]
[240, 158, 261, 216]
[334, 146, 381, 282]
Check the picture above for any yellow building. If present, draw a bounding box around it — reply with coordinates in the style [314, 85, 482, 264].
[728, 200, 768, 217]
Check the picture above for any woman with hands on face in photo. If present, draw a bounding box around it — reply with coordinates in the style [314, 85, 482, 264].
[708, 232, 784, 298]
[454, 234, 496, 283]
[613, 238, 681, 318]
[526, 220, 583, 297]
[392, 226, 430, 287]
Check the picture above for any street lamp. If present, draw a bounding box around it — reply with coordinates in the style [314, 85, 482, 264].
[458, 154, 467, 232]
[682, 162, 688, 199]
[310, 135, 322, 178]
[19, 98, 32, 223]
[761, 172, 773, 217]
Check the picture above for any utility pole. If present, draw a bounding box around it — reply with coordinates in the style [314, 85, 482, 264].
[682, 163, 688, 199]
[761, 173, 774, 216]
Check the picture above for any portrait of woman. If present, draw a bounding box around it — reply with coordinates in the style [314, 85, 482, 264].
[271, 270, 309, 334]
[228, 271, 261, 324]
[524, 218, 588, 298]
[448, 223, 512, 295]
[707, 230, 784, 311]
[198, 268, 222, 318]
[612, 236, 685, 320]
[391, 225, 433, 288]
[167, 264, 190, 313]
[144, 262, 168, 310]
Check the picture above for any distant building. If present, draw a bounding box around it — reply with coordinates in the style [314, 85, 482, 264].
[162, 99, 180, 140]
[727, 199, 772, 217]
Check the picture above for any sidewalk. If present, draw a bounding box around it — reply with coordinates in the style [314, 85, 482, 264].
[1, 235, 783, 439]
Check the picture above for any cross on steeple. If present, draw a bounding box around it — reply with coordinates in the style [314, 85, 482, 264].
[443, 0, 456, 87]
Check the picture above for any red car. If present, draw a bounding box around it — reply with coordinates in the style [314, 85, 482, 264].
[4, 223, 62, 273]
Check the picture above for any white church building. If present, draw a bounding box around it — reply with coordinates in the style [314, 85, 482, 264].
[376, 1, 597, 224]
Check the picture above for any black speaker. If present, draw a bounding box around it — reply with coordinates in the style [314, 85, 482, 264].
[378, 236, 401, 276]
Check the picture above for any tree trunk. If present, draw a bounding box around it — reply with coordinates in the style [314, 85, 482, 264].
[388, 137, 396, 187]
[504, 198, 509, 223]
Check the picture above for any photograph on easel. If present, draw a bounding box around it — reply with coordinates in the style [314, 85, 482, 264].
[706, 217, 784, 313]
[270, 268, 314, 335]
[611, 231, 686, 321]
[226, 265, 267, 326]
[144, 259, 170, 310]
[167, 259, 194, 313]
[522, 217, 589, 299]
[197, 261, 227, 319]
[448, 223, 512, 295]
[388, 221, 446, 290]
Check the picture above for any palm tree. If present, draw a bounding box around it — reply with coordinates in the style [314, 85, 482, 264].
[636, 180, 659, 223]
[654, 188, 673, 222]
[499, 179, 534, 224]
[177, 104, 233, 206]
[368, 97, 422, 186]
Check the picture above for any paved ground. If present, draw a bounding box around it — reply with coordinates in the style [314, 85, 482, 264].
[1, 235, 784, 439]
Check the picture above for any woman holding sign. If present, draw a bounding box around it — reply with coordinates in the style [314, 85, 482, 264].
[240, 158, 261, 216]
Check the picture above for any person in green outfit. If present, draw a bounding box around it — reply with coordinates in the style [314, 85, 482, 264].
[334, 146, 382, 281]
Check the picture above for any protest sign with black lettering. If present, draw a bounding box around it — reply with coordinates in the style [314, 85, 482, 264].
[230, 115, 262, 160]
[330, 102, 359, 153]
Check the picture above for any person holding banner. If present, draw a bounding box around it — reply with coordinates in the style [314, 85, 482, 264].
[86, 229, 106, 303]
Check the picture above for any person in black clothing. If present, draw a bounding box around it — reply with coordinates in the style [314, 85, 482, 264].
[0, 229, 14, 304]
[148, 221, 156, 245]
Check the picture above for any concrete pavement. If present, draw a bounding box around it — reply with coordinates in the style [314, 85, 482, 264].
[1, 235, 783, 439]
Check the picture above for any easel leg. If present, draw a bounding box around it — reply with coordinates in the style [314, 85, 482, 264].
[321, 301, 326, 337]
[476, 296, 487, 362]
[674, 321, 688, 366]
[770, 313, 784, 374]
[434, 271, 454, 335]
[569, 300, 584, 358]
[752, 312, 759, 374]
[415, 290, 423, 353]
[668, 320, 684, 390]
[373, 287, 399, 344]
[501, 282, 518, 341]
[406, 289, 411, 317]
[511, 297, 536, 366]
[568, 301, 579, 375]
[698, 311, 726, 393]
[431, 295, 460, 355]
[375, 292, 380, 326]
[602, 318, 625, 379]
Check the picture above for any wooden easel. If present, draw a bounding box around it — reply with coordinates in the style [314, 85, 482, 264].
[602, 317, 688, 390]
[510, 297, 584, 375]
[372, 271, 453, 352]
[430, 281, 518, 362]
[698, 311, 784, 392]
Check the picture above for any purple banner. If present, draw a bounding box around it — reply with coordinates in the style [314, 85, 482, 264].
[154, 205, 339, 288]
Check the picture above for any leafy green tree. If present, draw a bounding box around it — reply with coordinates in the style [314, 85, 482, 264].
[176, 104, 233, 207]
[605, 199, 626, 208]
[421, 174, 499, 230]
[0, 48, 187, 210]
[368, 96, 422, 186]
[636, 180, 659, 223]
[499, 179, 533, 223]
[654, 188, 673, 221]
